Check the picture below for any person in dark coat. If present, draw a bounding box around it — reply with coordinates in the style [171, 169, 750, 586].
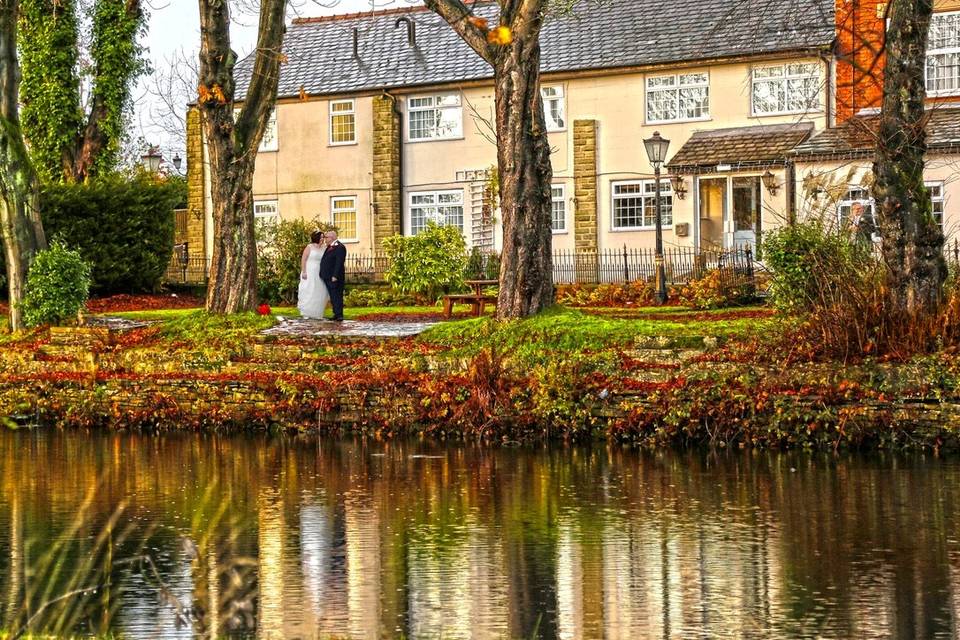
[319, 230, 347, 321]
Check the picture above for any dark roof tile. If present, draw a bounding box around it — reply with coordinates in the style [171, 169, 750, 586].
[666, 122, 815, 170]
[235, 0, 835, 100]
[790, 107, 960, 158]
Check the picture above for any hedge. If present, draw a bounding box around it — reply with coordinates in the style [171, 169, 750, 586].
[38, 174, 185, 294]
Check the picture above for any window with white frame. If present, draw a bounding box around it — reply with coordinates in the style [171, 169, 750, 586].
[927, 181, 946, 232]
[407, 94, 462, 141]
[646, 72, 710, 123]
[235, 108, 278, 152]
[331, 196, 357, 241]
[254, 200, 279, 221]
[541, 85, 566, 131]
[837, 186, 878, 239]
[329, 99, 356, 145]
[551, 184, 566, 232]
[752, 63, 821, 115]
[611, 181, 673, 230]
[927, 12, 960, 94]
[409, 190, 464, 234]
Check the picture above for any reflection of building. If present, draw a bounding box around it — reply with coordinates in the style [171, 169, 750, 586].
[556, 520, 584, 640]
[300, 500, 330, 626]
[257, 488, 287, 639]
[345, 492, 381, 639]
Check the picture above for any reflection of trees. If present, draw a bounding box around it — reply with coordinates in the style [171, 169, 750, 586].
[1, 432, 960, 638]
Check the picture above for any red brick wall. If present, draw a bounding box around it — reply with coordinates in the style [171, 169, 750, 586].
[835, 0, 886, 122]
[835, 1, 960, 122]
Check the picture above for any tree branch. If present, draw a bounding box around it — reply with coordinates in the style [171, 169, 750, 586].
[422, 0, 493, 64]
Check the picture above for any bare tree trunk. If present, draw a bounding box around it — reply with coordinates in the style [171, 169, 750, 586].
[0, 0, 46, 332]
[872, 0, 946, 314]
[493, 39, 553, 318]
[424, 0, 554, 319]
[198, 0, 286, 313]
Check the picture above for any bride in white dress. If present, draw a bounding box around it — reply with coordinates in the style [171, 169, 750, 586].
[297, 231, 330, 319]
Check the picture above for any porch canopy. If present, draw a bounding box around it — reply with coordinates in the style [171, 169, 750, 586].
[789, 107, 960, 161]
[666, 122, 814, 174]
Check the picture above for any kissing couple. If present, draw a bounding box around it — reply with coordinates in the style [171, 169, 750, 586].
[297, 229, 347, 321]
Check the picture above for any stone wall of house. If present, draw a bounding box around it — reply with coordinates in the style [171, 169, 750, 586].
[185, 107, 206, 258]
[573, 119, 599, 280]
[372, 95, 401, 248]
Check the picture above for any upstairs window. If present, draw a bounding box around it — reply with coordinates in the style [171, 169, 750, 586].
[927, 12, 960, 95]
[407, 94, 462, 141]
[612, 181, 673, 230]
[752, 63, 821, 115]
[541, 85, 566, 131]
[329, 99, 356, 145]
[646, 72, 709, 123]
[234, 108, 278, 152]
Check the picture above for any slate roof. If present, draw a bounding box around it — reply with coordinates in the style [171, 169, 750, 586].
[234, 0, 836, 101]
[666, 122, 815, 171]
[790, 107, 960, 159]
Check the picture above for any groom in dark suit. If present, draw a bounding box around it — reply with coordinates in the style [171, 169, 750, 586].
[319, 230, 347, 321]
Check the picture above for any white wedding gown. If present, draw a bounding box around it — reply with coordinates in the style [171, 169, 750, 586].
[297, 246, 330, 319]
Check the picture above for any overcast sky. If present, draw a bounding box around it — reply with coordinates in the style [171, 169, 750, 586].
[134, 0, 422, 167]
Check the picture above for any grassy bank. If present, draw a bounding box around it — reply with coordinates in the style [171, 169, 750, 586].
[0, 304, 958, 450]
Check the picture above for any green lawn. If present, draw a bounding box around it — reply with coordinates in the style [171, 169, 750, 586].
[421, 306, 776, 363]
[78, 304, 778, 360]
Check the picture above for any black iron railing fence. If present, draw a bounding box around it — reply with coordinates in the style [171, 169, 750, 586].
[164, 243, 210, 285]
[165, 238, 960, 289]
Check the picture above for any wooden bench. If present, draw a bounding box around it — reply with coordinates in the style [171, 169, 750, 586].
[442, 293, 498, 318]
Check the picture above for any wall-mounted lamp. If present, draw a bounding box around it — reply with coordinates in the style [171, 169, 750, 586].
[670, 174, 687, 200]
[762, 170, 780, 196]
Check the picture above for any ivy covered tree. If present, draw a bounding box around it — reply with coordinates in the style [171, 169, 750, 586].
[424, 0, 554, 319]
[18, 0, 147, 183]
[871, 0, 947, 314]
[0, 0, 47, 331]
[198, 0, 287, 313]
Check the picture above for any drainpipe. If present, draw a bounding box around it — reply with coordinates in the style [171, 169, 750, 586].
[382, 89, 404, 236]
[786, 160, 797, 225]
[822, 51, 836, 127]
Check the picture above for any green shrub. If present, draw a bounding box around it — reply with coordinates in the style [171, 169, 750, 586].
[256, 217, 322, 304]
[465, 247, 500, 280]
[383, 222, 467, 302]
[343, 286, 419, 308]
[764, 221, 869, 313]
[20, 240, 92, 327]
[40, 172, 184, 294]
[679, 270, 754, 310]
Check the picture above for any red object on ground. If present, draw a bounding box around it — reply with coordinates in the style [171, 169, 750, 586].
[257, 303, 272, 316]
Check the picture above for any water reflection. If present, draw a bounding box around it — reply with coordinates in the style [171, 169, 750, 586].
[0, 431, 959, 639]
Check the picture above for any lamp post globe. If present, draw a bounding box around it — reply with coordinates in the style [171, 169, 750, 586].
[643, 131, 670, 305]
[141, 146, 163, 173]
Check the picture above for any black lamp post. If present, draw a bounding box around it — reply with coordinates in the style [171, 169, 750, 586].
[644, 131, 670, 305]
[172, 153, 183, 173]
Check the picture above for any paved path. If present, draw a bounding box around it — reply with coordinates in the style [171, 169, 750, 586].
[261, 317, 438, 339]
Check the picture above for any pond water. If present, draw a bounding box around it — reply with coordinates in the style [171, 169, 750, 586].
[0, 430, 959, 639]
